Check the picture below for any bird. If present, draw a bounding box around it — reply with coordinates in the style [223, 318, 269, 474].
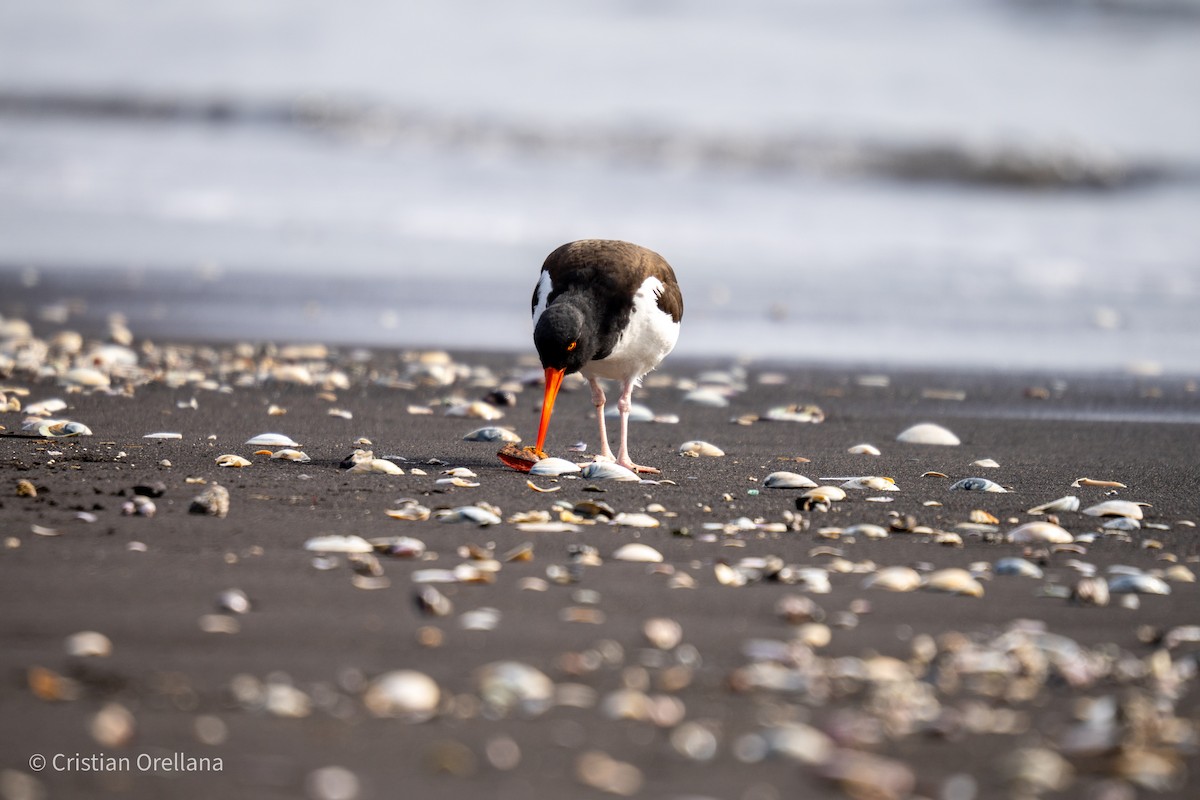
[528, 239, 683, 474]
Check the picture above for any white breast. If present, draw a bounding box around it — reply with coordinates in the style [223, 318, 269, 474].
[584, 276, 680, 383]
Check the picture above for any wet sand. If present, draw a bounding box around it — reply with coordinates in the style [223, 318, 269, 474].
[1, 341, 1198, 800]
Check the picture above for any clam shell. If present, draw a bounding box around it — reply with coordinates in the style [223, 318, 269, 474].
[143, 432, 182, 440]
[847, 443, 881, 455]
[803, 486, 847, 503]
[1007, 521, 1073, 544]
[839, 476, 898, 491]
[842, 523, 890, 540]
[435, 506, 502, 526]
[271, 448, 311, 462]
[1107, 573, 1171, 595]
[763, 472, 817, 489]
[580, 461, 640, 481]
[764, 404, 825, 423]
[463, 427, 521, 443]
[862, 566, 922, 592]
[611, 512, 660, 528]
[476, 661, 555, 717]
[349, 459, 403, 475]
[245, 433, 300, 447]
[36, 419, 93, 437]
[923, 568, 984, 597]
[1027, 495, 1080, 514]
[949, 477, 1007, 493]
[683, 389, 730, 407]
[896, 423, 960, 446]
[216, 454, 252, 468]
[1082, 500, 1146, 520]
[678, 440, 725, 457]
[304, 534, 373, 553]
[529, 457, 582, 476]
[994, 557, 1044, 578]
[612, 543, 664, 563]
[363, 670, 440, 721]
[65, 631, 113, 658]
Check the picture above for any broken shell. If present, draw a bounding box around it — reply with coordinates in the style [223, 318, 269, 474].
[271, 448, 311, 462]
[435, 506, 502, 526]
[950, 477, 1007, 493]
[363, 670, 440, 722]
[385, 503, 430, 521]
[763, 472, 817, 489]
[529, 457, 582, 477]
[678, 440, 725, 457]
[612, 543, 664, 563]
[896, 422, 960, 446]
[862, 566, 922, 592]
[304, 535, 373, 553]
[36, 419, 93, 437]
[847, 443, 881, 455]
[526, 480, 561, 493]
[463, 427, 521, 443]
[16, 479, 37, 497]
[764, 404, 825, 423]
[1108, 573, 1171, 595]
[188, 484, 230, 518]
[924, 568, 984, 597]
[216, 454, 252, 468]
[1072, 477, 1127, 488]
[1028, 495, 1080, 514]
[1082, 500, 1146, 520]
[245, 433, 300, 447]
[839, 476, 898, 491]
[1007, 521, 1073, 544]
[580, 461, 640, 481]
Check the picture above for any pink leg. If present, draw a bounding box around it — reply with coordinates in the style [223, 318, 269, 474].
[616, 378, 659, 474]
[587, 376, 616, 462]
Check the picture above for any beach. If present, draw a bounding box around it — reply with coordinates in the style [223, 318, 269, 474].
[2, 325, 1198, 800]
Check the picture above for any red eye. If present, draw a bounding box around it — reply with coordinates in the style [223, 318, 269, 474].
[567, 341, 577, 352]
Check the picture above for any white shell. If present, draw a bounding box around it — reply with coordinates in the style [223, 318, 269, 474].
[994, 558, 1044, 578]
[35, 419, 93, 437]
[143, 432, 182, 440]
[304, 535, 373, 553]
[896, 423, 961, 446]
[610, 512, 660, 529]
[683, 389, 730, 408]
[363, 670, 440, 721]
[23, 398, 67, 416]
[1027, 496, 1080, 515]
[271, 448, 311, 462]
[216, 454, 252, 468]
[1107, 573, 1171, 595]
[348, 459, 404, 475]
[66, 631, 113, 658]
[612, 543, 664, 563]
[923, 568, 984, 597]
[678, 440, 725, 457]
[1082, 500, 1146, 520]
[972, 458, 1001, 468]
[463, 427, 521, 443]
[949, 477, 1007, 493]
[842, 523, 890, 540]
[847, 443, 881, 455]
[803, 486, 847, 503]
[763, 471, 817, 489]
[1007, 521, 1074, 544]
[840, 476, 898, 492]
[245, 433, 300, 447]
[435, 506, 502, 526]
[581, 461, 640, 481]
[529, 457, 582, 476]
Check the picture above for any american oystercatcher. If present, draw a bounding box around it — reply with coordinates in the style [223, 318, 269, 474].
[519, 239, 683, 474]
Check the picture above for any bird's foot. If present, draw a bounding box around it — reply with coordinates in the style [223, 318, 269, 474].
[620, 459, 661, 475]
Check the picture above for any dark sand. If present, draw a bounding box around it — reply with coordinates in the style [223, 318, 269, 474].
[2, 343, 1199, 800]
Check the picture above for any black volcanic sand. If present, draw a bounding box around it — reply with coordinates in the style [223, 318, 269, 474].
[1, 347, 1199, 800]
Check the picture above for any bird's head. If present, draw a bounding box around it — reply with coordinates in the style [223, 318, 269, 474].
[532, 301, 595, 456]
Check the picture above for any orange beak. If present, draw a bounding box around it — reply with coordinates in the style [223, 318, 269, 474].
[534, 366, 565, 457]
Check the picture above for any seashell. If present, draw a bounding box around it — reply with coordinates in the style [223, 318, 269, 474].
[1102, 517, 1140, 531]
[862, 566, 922, 592]
[923, 568, 984, 597]
[1164, 564, 1196, 583]
[476, 661, 555, 717]
[839, 476, 898, 491]
[122, 496, 156, 517]
[304, 534, 373, 553]
[847, 443, 881, 455]
[16, 479, 37, 497]
[529, 457, 582, 476]
[610, 512, 660, 528]
[764, 404, 825, 423]
[994, 558, 1044, 578]
[436, 476, 480, 487]
[216, 454, 251, 468]
[1007, 521, 1073, 544]
[36, 419, 93, 437]
[612, 543, 664, 563]
[63, 367, 111, 389]
[763, 471, 817, 489]
[643, 617, 683, 650]
[23, 398, 67, 417]
[66, 631, 113, 658]
[1072, 477, 1126, 488]
[580, 461, 639, 481]
[217, 589, 252, 614]
[271, 448, 311, 462]
[1082, 500, 1146, 519]
[950, 477, 1007, 492]
[575, 751, 644, 796]
[683, 388, 730, 407]
[678, 440, 725, 457]
[842, 523, 889, 540]
[972, 458, 1000, 468]
[385, 503, 430, 522]
[526, 480, 560, 493]
[1107, 573, 1171, 595]
[143, 432, 182, 440]
[1027, 495, 1080, 515]
[802, 486, 846, 503]
[435, 506, 502, 526]
[1070, 576, 1110, 606]
[90, 702, 135, 748]
[896, 422, 960, 446]
[189, 484, 229, 518]
[460, 607, 502, 631]
[327, 408, 353, 419]
[463, 426, 521, 443]
[245, 433, 300, 447]
[516, 522, 582, 533]
[363, 670, 440, 722]
[267, 404, 287, 416]
[445, 400, 504, 421]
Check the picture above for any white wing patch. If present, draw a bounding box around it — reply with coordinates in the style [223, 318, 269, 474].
[585, 276, 680, 383]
